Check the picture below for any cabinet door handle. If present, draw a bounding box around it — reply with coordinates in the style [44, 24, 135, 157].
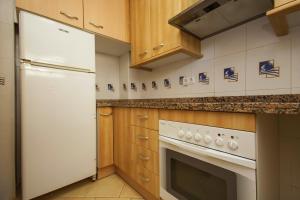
[136, 115, 149, 120]
[139, 51, 148, 57]
[99, 113, 112, 116]
[139, 175, 150, 182]
[89, 22, 104, 29]
[139, 154, 150, 161]
[60, 11, 79, 20]
[137, 135, 149, 140]
[153, 43, 164, 50]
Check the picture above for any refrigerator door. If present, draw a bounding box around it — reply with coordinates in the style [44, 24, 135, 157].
[20, 63, 96, 200]
[19, 11, 95, 72]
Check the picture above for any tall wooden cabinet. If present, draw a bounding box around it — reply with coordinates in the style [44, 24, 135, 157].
[16, 0, 84, 28]
[98, 107, 114, 178]
[130, 0, 201, 67]
[83, 0, 130, 43]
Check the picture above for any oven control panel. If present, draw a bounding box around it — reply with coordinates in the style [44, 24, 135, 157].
[159, 120, 256, 160]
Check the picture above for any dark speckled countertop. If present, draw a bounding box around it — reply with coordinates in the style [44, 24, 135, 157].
[96, 95, 300, 114]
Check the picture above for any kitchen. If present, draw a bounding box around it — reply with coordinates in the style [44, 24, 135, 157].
[0, 0, 300, 200]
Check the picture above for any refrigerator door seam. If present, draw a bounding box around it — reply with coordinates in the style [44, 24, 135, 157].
[20, 59, 95, 73]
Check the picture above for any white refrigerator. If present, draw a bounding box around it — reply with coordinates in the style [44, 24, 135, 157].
[19, 11, 96, 200]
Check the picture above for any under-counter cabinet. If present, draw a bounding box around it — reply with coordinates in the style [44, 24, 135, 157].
[83, 0, 130, 43]
[97, 107, 114, 179]
[114, 107, 160, 200]
[130, 0, 201, 68]
[16, 0, 84, 28]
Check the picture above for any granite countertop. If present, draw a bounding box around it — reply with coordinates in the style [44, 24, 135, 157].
[96, 95, 300, 114]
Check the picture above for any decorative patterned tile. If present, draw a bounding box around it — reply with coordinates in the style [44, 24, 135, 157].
[246, 40, 291, 94]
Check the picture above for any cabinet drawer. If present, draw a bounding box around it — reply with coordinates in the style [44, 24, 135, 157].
[136, 165, 159, 198]
[134, 145, 158, 175]
[131, 126, 158, 152]
[130, 108, 158, 130]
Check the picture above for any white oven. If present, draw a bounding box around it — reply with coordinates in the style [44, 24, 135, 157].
[159, 120, 257, 200]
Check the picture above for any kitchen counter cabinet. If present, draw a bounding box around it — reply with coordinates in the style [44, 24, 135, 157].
[83, 0, 130, 43]
[97, 107, 114, 178]
[16, 0, 84, 28]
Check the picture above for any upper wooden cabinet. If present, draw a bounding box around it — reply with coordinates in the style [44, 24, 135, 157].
[275, 0, 296, 7]
[130, 0, 152, 64]
[16, 0, 84, 28]
[267, 0, 300, 36]
[130, 0, 201, 68]
[83, 0, 130, 43]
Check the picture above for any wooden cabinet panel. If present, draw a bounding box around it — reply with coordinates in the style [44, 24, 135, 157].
[135, 165, 160, 199]
[113, 108, 135, 176]
[130, 108, 159, 130]
[129, 0, 201, 68]
[131, 126, 158, 152]
[83, 0, 130, 43]
[159, 109, 256, 132]
[134, 145, 159, 175]
[98, 107, 113, 168]
[275, 0, 296, 7]
[151, 0, 182, 56]
[130, 0, 152, 64]
[16, 0, 83, 28]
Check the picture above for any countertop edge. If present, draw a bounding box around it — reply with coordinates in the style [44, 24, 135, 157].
[96, 95, 300, 114]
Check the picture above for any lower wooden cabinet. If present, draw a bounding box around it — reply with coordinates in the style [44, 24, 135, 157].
[114, 107, 160, 199]
[97, 107, 114, 178]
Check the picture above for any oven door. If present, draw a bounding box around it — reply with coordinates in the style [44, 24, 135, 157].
[160, 136, 256, 200]
[166, 149, 237, 200]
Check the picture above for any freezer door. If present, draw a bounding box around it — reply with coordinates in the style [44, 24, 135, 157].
[20, 63, 96, 200]
[19, 11, 95, 72]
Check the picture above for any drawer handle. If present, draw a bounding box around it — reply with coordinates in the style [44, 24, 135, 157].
[139, 175, 150, 182]
[89, 22, 104, 29]
[59, 11, 79, 20]
[137, 135, 149, 140]
[99, 113, 112, 116]
[153, 43, 164, 50]
[139, 154, 150, 161]
[136, 115, 149, 120]
[139, 51, 148, 57]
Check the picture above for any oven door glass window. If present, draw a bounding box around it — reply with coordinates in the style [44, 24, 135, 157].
[166, 149, 237, 200]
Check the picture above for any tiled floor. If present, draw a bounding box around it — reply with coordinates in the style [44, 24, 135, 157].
[33, 175, 144, 200]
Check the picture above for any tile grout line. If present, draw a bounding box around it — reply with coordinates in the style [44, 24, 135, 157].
[118, 182, 126, 198]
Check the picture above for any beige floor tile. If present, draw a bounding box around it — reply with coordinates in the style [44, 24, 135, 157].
[119, 184, 142, 199]
[85, 175, 125, 197]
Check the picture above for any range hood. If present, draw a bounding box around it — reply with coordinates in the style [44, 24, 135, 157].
[169, 0, 273, 39]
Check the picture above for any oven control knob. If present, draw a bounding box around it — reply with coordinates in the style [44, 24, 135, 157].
[185, 131, 193, 140]
[178, 129, 185, 138]
[204, 135, 212, 144]
[215, 137, 224, 146]
[194, 133, 202, 142]
[228, 140, 239, 150]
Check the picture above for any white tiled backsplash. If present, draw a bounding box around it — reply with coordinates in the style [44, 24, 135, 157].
[96, 16, 300, 99]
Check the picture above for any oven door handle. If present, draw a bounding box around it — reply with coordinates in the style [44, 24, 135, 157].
[159, 136, 256, 169]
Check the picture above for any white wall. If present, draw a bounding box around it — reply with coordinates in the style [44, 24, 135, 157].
[0, 0, 15, 199]
[124, 16, 300, 99]
[95, 53, 120, 99]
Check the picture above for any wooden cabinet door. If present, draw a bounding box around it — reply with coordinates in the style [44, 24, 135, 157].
[56, 0, 83, 28]
[16, 0, 83, 28]
[274, 0, 296, 7]
[98, 107, 114, 168]
[83, 0, 130, 43]
[130, 0, 152, 65]
[113, 108, 134, 175]
[150, 0, 182, 56]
